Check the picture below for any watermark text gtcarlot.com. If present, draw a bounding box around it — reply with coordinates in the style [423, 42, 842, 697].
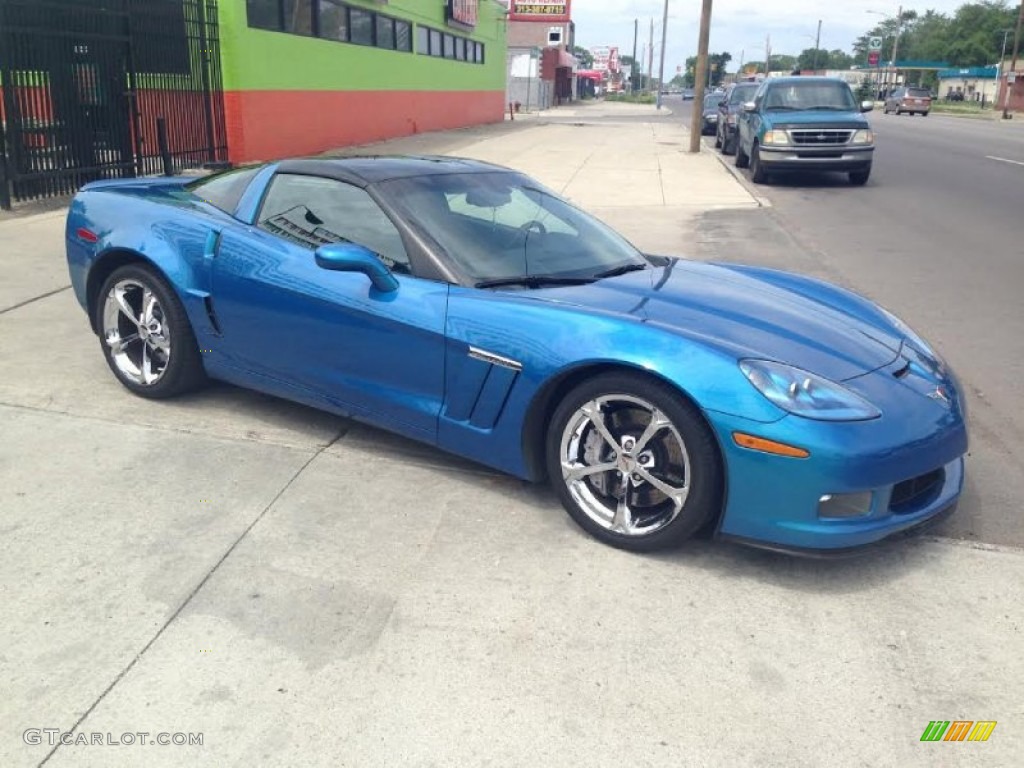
[24, 729, 203, 747]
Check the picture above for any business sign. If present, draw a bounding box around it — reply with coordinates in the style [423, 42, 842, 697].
[868, 36, 883, 52]
[868, 51, 880, 66]
[448, 0, 478, 28]
[590, 46, 619, 73]
[509, 1, 572, 23]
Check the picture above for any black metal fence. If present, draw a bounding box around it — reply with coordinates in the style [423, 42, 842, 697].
[0, 0, 228, 209]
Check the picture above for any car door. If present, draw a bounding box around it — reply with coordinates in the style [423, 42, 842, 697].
[737, 82, 765, 151]
[209, 172, 448, 441]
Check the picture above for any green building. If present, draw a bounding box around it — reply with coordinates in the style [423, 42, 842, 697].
[223, 1, 508, 162]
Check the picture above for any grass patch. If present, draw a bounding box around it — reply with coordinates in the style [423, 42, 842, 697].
[930, 102, 994, 118]
[604, 92, 657, 104]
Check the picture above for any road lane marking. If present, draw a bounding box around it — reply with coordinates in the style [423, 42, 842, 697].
[986, 155, 1024, 166]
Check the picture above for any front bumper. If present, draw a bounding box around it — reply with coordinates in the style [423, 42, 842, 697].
[758, 144, 873, 172]
[708, 363, 968, 551]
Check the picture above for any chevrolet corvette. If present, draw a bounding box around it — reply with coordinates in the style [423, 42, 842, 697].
[65, 157, 968, 553]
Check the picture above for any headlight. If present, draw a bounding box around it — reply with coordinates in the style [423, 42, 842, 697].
[739, 360, 881, 421]
[762, 130, 789, 146]
[851, 129, 874, 144]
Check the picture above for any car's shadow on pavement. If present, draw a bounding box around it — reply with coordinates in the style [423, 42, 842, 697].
[759, 171, 863, 189]
[154, 378, 954, 595]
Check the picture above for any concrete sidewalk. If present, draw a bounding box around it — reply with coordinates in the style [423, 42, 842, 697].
[1, 103, 1021, 767]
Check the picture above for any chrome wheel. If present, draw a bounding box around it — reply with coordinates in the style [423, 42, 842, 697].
[559, 394, 691, 537]
[101, 279, 172, 386]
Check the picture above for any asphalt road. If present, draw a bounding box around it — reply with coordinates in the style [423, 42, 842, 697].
[677, 97, 1024, 548]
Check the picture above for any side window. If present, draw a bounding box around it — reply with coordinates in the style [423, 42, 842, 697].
[256, 174, 410, 273]
[187, 167, 260, 214]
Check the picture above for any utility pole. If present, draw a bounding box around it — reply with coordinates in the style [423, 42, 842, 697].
[889, 5, 903, 92]
[632, 19, 639, 92]
[689, 0, 713, 153]
[764, 34, 771, 74]
[738, 49, 744, 82]
[647, 18, 655, 93]
[996, 28, 1011, 113]
[656, 0, 669, 108]
[1006, 0, 1024, 118]
[812, 19, 822, 72]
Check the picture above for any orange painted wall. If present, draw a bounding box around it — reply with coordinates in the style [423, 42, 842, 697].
[224, 89, 506, 164]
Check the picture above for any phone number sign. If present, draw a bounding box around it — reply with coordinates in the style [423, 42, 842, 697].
[510, 1, 572, 22]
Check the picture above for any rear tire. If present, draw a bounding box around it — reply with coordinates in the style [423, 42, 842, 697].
[546, 372, 723, 552]
[95, 264, 206, 399]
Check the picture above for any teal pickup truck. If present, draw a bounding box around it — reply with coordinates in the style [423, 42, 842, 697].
[735, 77, 875, 186]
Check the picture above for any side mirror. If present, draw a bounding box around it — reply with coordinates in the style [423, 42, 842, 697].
[315, 242, 398, 293]
[742, 101, 757, 113]
[860, 100, 874, 112]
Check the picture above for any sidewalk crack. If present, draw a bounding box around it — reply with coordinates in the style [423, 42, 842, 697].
[37, 431, 343, 766]
[0, 285, 72, 316]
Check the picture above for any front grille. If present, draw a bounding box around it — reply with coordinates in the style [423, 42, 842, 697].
[788, 129, 853, 146]
[890, 468, 945, 514]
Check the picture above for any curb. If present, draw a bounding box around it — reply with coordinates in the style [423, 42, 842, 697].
[701, 136, 772, 208]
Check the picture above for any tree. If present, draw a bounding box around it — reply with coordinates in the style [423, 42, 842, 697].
[683, 52, 732, 88]
[829, 49, 855, 70]
[797, 48, 831, 71]
[572, 46, 594, 69]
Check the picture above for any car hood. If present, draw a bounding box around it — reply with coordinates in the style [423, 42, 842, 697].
[765, 109, 868, 127]
[525, 260, 902, 381]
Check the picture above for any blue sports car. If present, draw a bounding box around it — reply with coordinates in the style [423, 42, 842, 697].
[65, 157, 968, 553]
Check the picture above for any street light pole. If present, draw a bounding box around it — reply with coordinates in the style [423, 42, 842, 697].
[656, 0, 669, 109]
[632, 19, 639, 92]
[813, 19, 822, 72]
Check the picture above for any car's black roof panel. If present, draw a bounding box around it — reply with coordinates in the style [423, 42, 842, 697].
[274, 155, 513, 185]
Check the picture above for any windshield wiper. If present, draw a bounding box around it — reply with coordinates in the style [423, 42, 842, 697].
[806, 105, 850, 111]
[594, 263, 649, 279]
[766, 105, 801, 111]
[475, 275, 598, 289]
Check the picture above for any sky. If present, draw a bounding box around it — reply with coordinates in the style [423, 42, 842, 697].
[569, 0, 974, 73]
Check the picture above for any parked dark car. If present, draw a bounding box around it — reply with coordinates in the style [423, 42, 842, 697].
[715, 82, 760, 155]
[700, 93, 720, 135]
[735, 76, 875, 185]
[884, 86, 932, 115]
[681, 88, 695, 101]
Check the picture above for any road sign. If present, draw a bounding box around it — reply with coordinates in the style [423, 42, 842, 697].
[868, 51, 880, 66]
[869, 36, 883, 52]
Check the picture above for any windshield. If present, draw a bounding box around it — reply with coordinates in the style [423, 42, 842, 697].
[381, 171, 647, 285]
[729, 85, 758, 104]
[763, 81, 858, 111]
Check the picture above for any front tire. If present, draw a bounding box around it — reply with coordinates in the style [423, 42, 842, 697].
[849, 166, 872, 186]
[749, 142, 769, 184]
[546, 372, 723, 552]
[95, 264, 206, 399]
[735, 139, 749, 168]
